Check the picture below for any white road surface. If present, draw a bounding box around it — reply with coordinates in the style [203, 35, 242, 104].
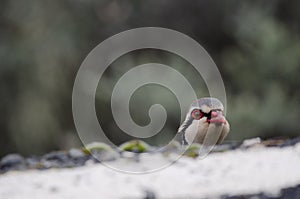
[1, 143, 300, 199]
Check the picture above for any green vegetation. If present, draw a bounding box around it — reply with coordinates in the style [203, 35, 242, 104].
[119, 140, 151, 153]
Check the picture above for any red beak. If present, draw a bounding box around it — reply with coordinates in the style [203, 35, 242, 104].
[207, 111, 226, 124]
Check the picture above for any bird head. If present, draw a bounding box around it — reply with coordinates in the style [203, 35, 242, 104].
[177, 97, 230, 145]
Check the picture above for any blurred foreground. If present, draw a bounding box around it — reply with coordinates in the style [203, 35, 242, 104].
[1, 137, 300, 198]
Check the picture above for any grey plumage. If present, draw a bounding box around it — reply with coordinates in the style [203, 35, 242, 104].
[177, 97, 230, 145]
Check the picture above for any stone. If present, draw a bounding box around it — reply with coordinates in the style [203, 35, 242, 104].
[0, 154, 26, 172]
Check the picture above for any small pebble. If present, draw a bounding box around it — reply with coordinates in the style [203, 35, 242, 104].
[241, 137, 261, 148]
[69, 148, 86, 159]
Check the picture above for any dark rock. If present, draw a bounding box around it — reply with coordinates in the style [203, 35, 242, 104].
[0, 154, 26, 172]
[280, 184, 300, 199]
[41, 151, 74, 169]
[42, 151, 69, 162]
[280, 137, 300, 148]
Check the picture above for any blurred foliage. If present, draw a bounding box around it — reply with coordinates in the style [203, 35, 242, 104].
[223, 3, 300, 140]
[0, 0, 299, 157]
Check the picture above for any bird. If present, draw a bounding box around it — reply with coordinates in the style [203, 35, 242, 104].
[177, 97, 230, 145]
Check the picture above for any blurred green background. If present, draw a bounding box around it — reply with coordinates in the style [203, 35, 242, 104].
[0, 0, 299, 157]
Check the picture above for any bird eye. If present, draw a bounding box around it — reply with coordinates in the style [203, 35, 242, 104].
[191, 109, 202, 120]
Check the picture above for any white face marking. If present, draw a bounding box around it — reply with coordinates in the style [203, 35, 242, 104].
[200, 105, 211, 114]
[199, 104, 224, 114]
